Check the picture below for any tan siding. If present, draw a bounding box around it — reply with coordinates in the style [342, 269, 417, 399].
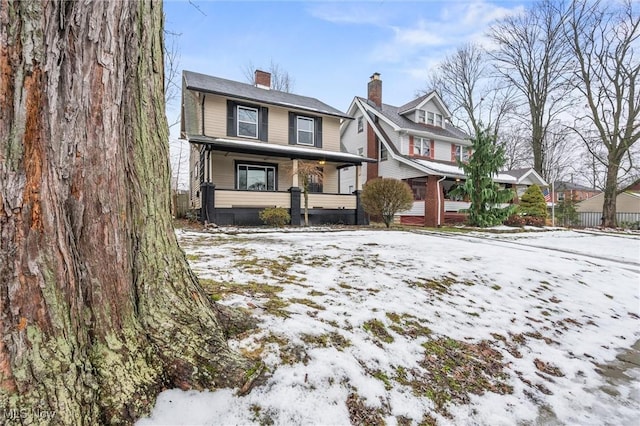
[322, 117, 341, 152]
[182, 88, 201, 136]
[305, 193, 357, 209]
[578, 192, 640, 213]
[323, 165, 338, 193]
[190, 144, 201, 208]
[215, 191, 291, 208]
[268, 106, 289, 145]
[203, 94, 227, 137]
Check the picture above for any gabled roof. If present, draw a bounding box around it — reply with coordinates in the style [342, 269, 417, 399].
[501, 168, 547, 186]
[183, 71, 351, 119]
[554, 181, 599, 192]
[356, 97, 469, 141]
[397, 91, 452, 118]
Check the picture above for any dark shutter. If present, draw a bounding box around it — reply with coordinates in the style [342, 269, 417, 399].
[259, 106, 269, 141]
[227, 100, 237, 137]
[288, 112, 296, 145]
[314, 116, 323, 148]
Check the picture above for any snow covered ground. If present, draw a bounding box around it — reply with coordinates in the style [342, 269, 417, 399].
[138, 228, 640, 426]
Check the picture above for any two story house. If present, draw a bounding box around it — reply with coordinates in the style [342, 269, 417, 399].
[340, 73, 546, 227]
[181, 70, 374, 226]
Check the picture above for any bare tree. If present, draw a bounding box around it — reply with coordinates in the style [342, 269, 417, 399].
[564, 0, 640, 227]
[243, 59, 295, 92]
[0, 1, 259, 423]
[488, 0, 575, 180]
[291, 161, 324, 226]
[428, 43, 516, 139]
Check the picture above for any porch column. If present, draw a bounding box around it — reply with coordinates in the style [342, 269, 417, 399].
[200, 183, 216, 224]
[424, 176, 443, 228]
[355, 190, 367, 225]
[511, 184, 519, 204]
[355, 164, 362, 190]
[292, 159, 299, 187]
[289, 187, 301, 226]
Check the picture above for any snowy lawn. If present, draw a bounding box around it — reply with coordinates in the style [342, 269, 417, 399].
[138, 228, 640, 425]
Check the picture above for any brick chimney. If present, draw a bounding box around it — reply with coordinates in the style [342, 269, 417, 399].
[255, 69, 271, 89]
[368, 72, 382, 107]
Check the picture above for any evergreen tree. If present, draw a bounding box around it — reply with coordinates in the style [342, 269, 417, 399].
[451, 128, 515, 227]
[556, 194, 579, 227]
[519, 184, 548, 219]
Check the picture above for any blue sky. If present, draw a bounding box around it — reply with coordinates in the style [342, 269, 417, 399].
[164, 0, 530, 141]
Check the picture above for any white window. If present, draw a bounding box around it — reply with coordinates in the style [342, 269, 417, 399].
[414, 137, 431, 157]
[357, 116, 364, 133]
[435, 114, 443, 127]
[455, 145, 470, 162]
[237, 106, 258, 138]
[418, 110, 426, 123]
[237, 163, 276, 191]
[297, 116, 314, 145]
[427, 111, 435, 125]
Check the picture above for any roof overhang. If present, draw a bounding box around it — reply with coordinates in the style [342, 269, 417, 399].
[188, 135, 376, 165]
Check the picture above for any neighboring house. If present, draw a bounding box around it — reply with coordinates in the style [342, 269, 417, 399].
[575, 184, 640, 227]
[181, 70, 375, 226]
[551, 181, 600, 203]
[339, 73, 546, 226]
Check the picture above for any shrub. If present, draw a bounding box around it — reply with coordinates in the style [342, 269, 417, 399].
[259, 207, 290, 227]
[361, 178, 414, 228]
[518, 184, 547, 219]
[504, 214, 525, 227]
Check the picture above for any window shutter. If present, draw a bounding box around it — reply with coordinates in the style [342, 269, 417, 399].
[259, 106, 269, 141]
[227, 100, 237, 137]
[288, 112, 296, 145]
[430, 139, 435, 159]
[451, 144, 456, 161]
[314, 116, 323, 148]
[409, 135, 414, 155]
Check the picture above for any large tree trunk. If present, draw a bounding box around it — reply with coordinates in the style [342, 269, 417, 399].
[0, 1, 258, 424]
[601, 156, 620, 228]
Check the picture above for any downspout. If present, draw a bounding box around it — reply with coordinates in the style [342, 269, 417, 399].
[436, 175, 447, 227]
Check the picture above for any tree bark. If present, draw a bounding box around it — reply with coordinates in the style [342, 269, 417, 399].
[602, 156, 621, 227]
[0, 1, 258, 424]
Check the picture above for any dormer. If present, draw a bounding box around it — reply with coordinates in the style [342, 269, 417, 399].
[398, 91, 451, 129]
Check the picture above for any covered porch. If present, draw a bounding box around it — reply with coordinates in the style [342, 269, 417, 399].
[191, 136, 374, 226]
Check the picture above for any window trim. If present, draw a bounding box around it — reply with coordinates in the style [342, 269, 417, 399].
[296, 116, 315, 146]
[455, 145, 470, 162]
[379, 139, 388, 161]
[414, 137, 431, 157]
[435, 113, 443, 128]
[235, 161, 278, 191]
[418, 110, 426, 123]
[427, 111, 435, 125]
[357, 116, 364, 133]
[237, 105, 259, 139]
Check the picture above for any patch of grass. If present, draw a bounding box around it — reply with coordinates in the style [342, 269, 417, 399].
[534, 358, 564, 377]
[363, 319, 394, 344]
[186, 254, 200, 261]
[371, 369, 392, 390]
[414, 337, 513, 416]
[491, 284, 502, 291]
[387, 312, 432, 338]
[290, 297, 325, 311]
[406, 274, 474, 295]
[345, 392, 386, 426]
[300, 332, 351, 350]
[604, 293, 614, 299]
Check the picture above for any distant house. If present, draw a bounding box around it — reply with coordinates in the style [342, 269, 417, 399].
[576, 184, 640, 227]
[339, 73, 546, 226]
[551, 181, 600, 203]
[181, 70, 375, 226]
